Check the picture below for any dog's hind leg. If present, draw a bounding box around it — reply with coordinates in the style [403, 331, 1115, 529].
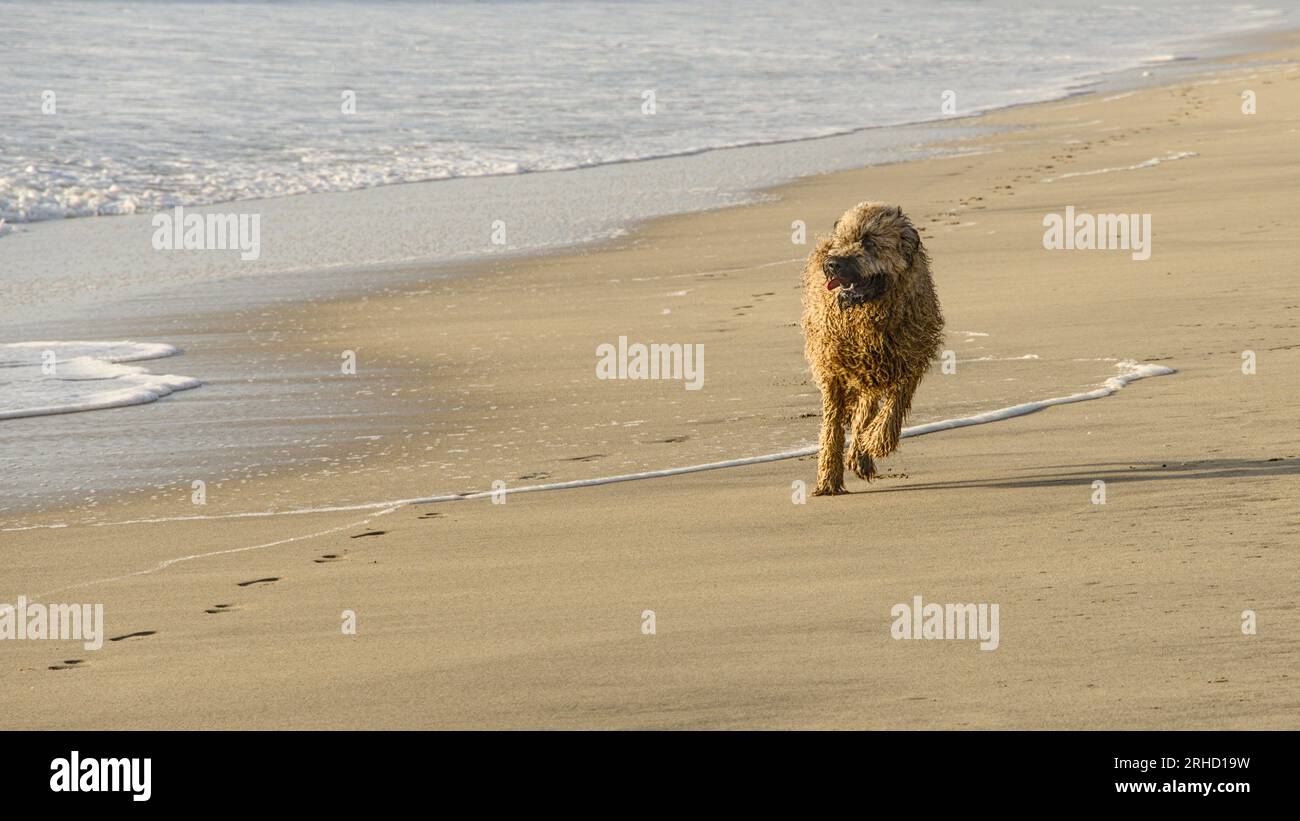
[813, 379, 849, 495]
[865, 377, 918, 460]
[848, 392, 879, 481]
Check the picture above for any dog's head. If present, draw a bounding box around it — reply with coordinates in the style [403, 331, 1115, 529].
[819, 202, 923, 309]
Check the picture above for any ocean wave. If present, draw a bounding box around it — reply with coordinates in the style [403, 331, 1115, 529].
[0, 341, 201, 420]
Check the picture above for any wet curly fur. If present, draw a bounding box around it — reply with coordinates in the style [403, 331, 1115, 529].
[801, 202, 944, 495]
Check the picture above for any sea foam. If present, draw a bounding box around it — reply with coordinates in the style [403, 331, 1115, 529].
[0, 341, 201, 420]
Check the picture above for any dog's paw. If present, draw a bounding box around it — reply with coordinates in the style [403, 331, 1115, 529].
[813, 484, 848, 496]
[850, 451, 877, 482]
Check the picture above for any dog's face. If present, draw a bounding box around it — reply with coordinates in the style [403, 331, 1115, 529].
[820, 202, 921, 309]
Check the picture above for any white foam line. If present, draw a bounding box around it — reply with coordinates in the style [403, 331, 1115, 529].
[958, 354, 1040, 362]
[0, 340, 182, 364]
[929, 148, 1002, 160]
[905, 361, 1172, 436]
[1041, 151, 1197, 182]
[22, 508, 398, 601]
[4, 360, 1174, 533]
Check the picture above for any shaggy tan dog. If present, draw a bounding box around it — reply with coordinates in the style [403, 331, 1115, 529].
[801, 202, 944, 495]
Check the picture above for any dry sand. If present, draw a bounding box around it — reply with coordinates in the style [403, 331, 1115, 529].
[3, 42, 1299, 729]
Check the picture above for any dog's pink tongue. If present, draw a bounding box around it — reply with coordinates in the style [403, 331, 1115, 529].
[826, 277, 845, 291]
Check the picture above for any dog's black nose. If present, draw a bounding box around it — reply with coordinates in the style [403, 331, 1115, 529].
[825, 256, 849, 277]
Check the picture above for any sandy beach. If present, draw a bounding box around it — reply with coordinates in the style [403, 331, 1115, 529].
[3, 37, 1299, 729]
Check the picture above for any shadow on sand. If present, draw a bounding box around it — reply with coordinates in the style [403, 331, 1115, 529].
[870, 456, 1300, 494]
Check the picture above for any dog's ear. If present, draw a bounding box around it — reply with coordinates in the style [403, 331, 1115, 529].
[899, 221, 921, 267]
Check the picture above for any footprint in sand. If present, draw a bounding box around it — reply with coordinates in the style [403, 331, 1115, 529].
[350, 530, 386, 539]
[49, 659, 85, 671]
[657, 435, 690, 443]
[516, 471, 551, 481]
[109, 630, 157, 642]
[417, 511, 444, 520]
[562, 454, 605, 463]
[204, 603, 237, 614]
[237, 577, 280, 587]
[313, 553, 346, 563]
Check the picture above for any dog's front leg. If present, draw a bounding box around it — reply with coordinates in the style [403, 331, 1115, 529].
[848, 393, 879, 481]
[866, 378, 918, 460]
[814, 379, 848, 495]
